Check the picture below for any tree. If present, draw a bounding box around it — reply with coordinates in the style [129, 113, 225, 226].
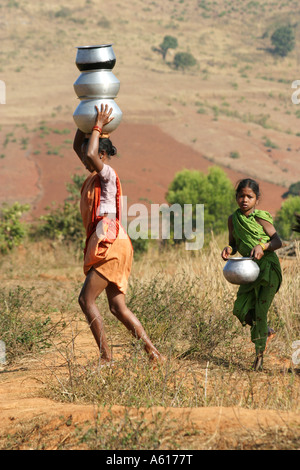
[166, 166, 236, 238]
[283, 181, 300, 198]
[275, 196, 300, 239]
[173, 52, 197, 70]
[159, 35, 178, 61]
[271, 25, 295, 57]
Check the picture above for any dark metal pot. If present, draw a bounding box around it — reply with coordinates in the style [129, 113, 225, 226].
[75, 44, 116, 71]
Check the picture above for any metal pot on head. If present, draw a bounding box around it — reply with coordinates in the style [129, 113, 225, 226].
[223, 257, 260, 285]
[73, 98, 123, 134]
[73, 43, 122, 135]
[73, 70, 120, 99]
[75, 44, 116, 71]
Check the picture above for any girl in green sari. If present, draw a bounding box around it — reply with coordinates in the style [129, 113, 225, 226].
[221, 179, 282, 371]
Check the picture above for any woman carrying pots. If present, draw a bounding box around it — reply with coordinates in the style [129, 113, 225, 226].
[73, 104, 164, 366]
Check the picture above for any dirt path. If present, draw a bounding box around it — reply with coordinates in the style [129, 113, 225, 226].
[1, 348, 299, 450]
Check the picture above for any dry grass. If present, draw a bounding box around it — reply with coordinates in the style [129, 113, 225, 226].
[2, 237, 299, 407]
[0, 236, 299, 449]
[1, 0, 300, 449]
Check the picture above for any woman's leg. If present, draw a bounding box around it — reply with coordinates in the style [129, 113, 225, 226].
[106, 282, 164, 363]
[78, 268, 111, 362]
[251, 272, 280, 356]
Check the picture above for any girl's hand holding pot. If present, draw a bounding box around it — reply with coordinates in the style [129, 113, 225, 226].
[94, 104, 114, 130]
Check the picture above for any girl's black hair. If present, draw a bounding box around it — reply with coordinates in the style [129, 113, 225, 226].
[98, 138, 117, 158]
[235, 178, 260, 198]
[83, 137, 117, 158]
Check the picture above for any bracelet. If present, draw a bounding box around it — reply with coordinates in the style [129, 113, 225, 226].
[258, 242, 266, 251]
[92, 126, 102, 134]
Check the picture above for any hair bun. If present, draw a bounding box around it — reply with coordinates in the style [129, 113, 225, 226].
[98, 138, 117, 157]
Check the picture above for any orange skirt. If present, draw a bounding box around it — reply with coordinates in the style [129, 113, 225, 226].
[83, 225, 133, 294]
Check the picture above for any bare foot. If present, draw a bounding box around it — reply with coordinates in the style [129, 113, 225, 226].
[252, 353, 263, 372]
[148, 351, 167, 369]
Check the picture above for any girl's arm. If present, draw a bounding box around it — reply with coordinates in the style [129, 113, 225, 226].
[73, 128, 85, 158]
[73, 129, 96, 172]
[221, 215, 237, 260]
[251, 217, 282, 259]
[86, 104, 114, 172]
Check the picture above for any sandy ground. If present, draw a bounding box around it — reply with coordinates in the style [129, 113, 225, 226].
[0, 337, 299, 450]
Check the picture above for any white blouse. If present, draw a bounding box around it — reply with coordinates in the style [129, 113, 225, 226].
[98, 164, 117, 216]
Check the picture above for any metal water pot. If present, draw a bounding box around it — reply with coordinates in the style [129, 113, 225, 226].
[223, 257, 260, 285]
[73, 98, 123, 134]
[73, 70, 120, 99]
[75, 44, 116, 71]
[73, 44, 122, 134]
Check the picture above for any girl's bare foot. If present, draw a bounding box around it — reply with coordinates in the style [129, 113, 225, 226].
[148, 350, 167, 369]
[252, 352, 263, 372]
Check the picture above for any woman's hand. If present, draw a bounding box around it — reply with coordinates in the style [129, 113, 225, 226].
[221, 246, 232, 260]
[250, 244, 264, 260]
[94, 104, 114, 129]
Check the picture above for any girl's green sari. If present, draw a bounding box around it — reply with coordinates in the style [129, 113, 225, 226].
[231, 209, 282, 354]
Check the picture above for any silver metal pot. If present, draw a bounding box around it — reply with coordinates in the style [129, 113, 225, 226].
[223, 257, 260, 285]
[75, 44, 116, 71]
[73, 70, 120, 99]
[73, 98, 123, 134]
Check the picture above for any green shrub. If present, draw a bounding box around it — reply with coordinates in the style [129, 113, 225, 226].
[275, 196, 300, 239]
[130, 237, 149, 257]
[55, 7, 71, 18]
[173, 52, 196, 70]
[166, 166, 236, 237]
[34, 175, 85, 248]
[0, 202, 30, 254]
[271, 25, 295, 57]
[229, 151, 240, 159]
[283, 181, 300, 198]
[35, 200, 85, 247]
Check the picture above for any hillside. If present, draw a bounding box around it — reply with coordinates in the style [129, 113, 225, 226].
[0, 1, 300, 451]
[1, 0, 300, 217]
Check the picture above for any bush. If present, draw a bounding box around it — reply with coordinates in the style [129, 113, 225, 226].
[282, 181, 300, 198]
[173, 52, 197, 70]
[0, 286, 57, 362]
[271, 25, 295, 57]
[166, 166, 236, 237]
[34, 175, 85, 248]
[0, 202, 30, 254]
[130, 237, 149, 257]
[275, 196, 300, 239]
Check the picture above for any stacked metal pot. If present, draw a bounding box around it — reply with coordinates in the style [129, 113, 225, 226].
[73, 44, 122, 134]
